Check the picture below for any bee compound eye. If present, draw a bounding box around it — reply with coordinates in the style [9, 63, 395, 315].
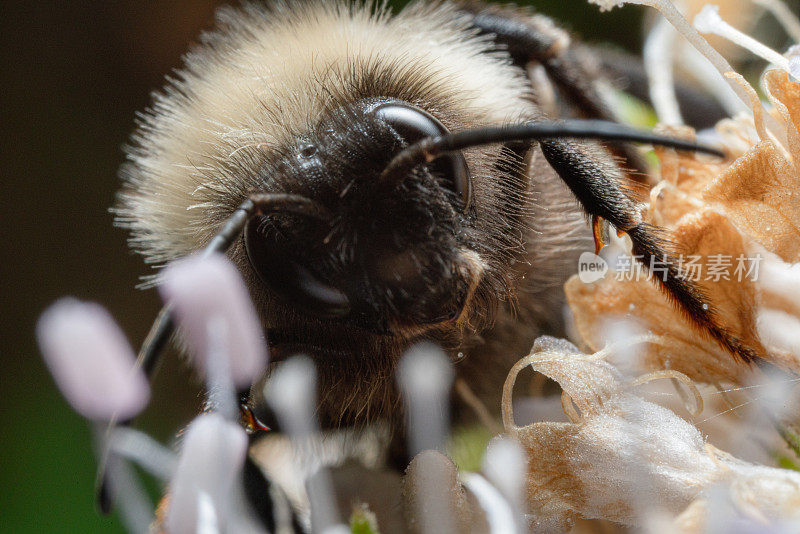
[374, 102, 472, 211]
[244, 217, 351, 318]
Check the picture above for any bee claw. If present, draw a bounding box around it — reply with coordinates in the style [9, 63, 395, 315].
[592, 215, 605, 255]
[240, 403, 271, 434]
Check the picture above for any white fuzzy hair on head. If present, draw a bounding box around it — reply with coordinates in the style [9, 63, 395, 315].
[114, 0, 535, 271]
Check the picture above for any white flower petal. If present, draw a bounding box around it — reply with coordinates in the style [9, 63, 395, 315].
[166, 413, 248, 534]
[694, 5, 790, 71]
[693, 5, 723, 34]
[482, 437, 526, 513]
[587, 0, 628, 12]
[506, 337, 800, 531]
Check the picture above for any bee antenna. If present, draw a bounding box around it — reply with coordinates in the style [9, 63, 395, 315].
[379, 119, 726, 193]
[96, 193, 330, 514]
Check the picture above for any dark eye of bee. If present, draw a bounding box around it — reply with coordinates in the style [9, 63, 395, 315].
[374, 102, 472, 211]
[244, 218, 351, 319]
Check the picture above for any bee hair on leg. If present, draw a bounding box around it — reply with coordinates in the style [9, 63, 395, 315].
[458, 2, 651, 177]
[539, 139, 759, 364]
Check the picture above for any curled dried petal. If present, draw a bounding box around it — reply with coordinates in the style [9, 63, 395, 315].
[505, 338, 800, 531]
[703, 142, 800, 262]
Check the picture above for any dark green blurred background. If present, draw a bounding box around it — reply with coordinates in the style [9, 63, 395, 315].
[1, 1, 643, 531]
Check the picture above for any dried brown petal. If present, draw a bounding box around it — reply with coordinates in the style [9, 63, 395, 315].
[652, 141, 728, 201]
[672, 499, 707, 534]
[566, 275, 745, 384]
[647, 181, 705, 229]
[671, 211, 765, 354]
[505, 338, 800, 532]
[703, 141, 800, 262]
[764, 69, 800, 166]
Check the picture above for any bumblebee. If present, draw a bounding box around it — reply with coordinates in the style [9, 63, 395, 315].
[114, 0, 745, 483]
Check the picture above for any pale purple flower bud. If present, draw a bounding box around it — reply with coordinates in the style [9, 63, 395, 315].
[265, 357, 347, 533]
[159, 253, 267, 389]
[36, 298, 149, 421]
[166, 413, 248, 534]
[398, 343, 454, 455]
[108, 426, 177, 481]
[265, 355, 317, 438]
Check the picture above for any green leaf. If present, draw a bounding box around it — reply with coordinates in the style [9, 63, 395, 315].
[609, 89, 658, 129]
[447, 424, 494, 473]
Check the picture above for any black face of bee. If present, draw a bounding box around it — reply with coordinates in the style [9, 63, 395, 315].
[244, 99, 476, 335]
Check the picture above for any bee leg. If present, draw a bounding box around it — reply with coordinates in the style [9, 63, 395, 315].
[460, 4, 611, 118]
[458, 2, 650, 178]
[539, 138, 760, 364]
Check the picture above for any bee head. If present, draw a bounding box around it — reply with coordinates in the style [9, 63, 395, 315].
[244, 99, 481, 334]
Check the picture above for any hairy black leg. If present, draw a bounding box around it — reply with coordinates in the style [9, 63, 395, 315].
[539, 138, 759, 363]
[457, 2, 650, 177]
[458, 3, 611, 117]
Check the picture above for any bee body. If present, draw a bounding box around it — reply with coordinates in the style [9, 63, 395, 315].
[117, 0, 597, 430]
